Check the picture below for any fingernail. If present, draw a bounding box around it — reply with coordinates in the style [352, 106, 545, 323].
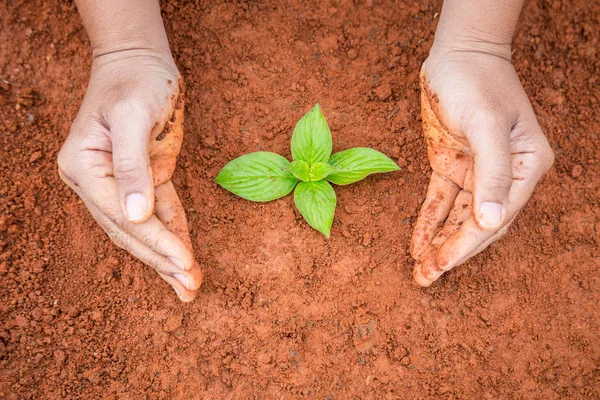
[173, 286, 183, 301]
[125, 193, 148, 222]
[413, 265, 432, 287]
[168, 256, 186, 270]
[424, 268, 443, 282]
[478, 202, 503, 229]
[173, 273, 189, 288]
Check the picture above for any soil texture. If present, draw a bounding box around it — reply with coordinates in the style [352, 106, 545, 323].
[1, 0, 599, 398]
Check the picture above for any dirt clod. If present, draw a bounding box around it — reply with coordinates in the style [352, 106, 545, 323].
[571, 164, 583, 178]
[163, 314, 183, 332]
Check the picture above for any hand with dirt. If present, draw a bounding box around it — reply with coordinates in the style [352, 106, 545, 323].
[410, 0, 555, 286]
[58, 0, 202, 301]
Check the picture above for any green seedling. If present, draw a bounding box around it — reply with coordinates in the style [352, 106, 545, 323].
[215, 104, 400, 237]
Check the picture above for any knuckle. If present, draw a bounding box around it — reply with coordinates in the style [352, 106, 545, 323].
[111, 99, 150, 120]
[107, 227, 132, 252]
[57, 151, 71, 181]
[113, 158, 145, 183]
[465, 109, 510, 135]
[151, 257, 173, 275]
[57, 143, 76, 180]
[537, 143, 555, 174]
[483, 168, 513, 193]
[149, 235, 164, 253]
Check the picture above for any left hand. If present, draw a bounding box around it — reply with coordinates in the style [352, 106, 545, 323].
[410, 49, 555, 287]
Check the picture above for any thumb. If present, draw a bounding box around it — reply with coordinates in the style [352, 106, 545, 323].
[109, 102, 155, 223]
[468, 117, 513, 230]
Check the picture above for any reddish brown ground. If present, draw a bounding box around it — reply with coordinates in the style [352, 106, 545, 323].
[1, 0, 600, 398]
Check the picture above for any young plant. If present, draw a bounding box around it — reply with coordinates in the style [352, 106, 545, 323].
[215, 104, 400, 237]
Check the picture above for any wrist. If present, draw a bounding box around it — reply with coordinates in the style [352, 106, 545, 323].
[76, 0, 173, 64]
[429, 0, 522, 63]
[90, 33, 172, 63]
[91, 46, 176, 69]
[429, 36, 512, 63]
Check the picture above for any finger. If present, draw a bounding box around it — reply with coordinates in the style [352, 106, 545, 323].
[155, 180, 192, 248]
[78, 189, 199, 289]
[71, 175, 201, 298]
[414, 190, 472, 286]
[151, 155, 178, 187]
[76, 170, 197, 272]
[67, 174, 201, 290]
[452, 217, 514, 268]
[68, 168, 198, 300]
[61, 140, 197, 276]
[88, 198, 201, 292]
[435, 160, 542, 273]
[410, 172, 460, 260]
[466, 117, 513, 230]
[159, 273, 199, 303]
[427, 146, 475, 191]
[155, 180, 203, 298]
[108, 102, 155, 223]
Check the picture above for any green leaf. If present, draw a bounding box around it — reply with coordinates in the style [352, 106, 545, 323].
[288, 160, 310, 182]
[308, 162, 338, 182]
[291, 104, 332, 165]
[327, 147, 400, 185]
[215, 152, 298, 202]
[294, 181, 336, 237]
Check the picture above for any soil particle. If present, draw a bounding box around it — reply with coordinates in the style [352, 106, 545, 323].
[54, 349, 66, 365]
[362, 231, 373, 247]
[90, 310, 103, 322]
[30, 308, 42, 321]
[163, 313, 183, 332]
[347, 49, 359, 60]
[375, 83, 393, 101]
[29, 151, 42, 163]
[571, 164, 583, 178]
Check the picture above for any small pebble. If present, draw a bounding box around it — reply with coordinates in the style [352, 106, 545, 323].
[571, 164, 583, 178]
[362, 232, 372, 246]
[164, 314, 183, 332]
[30, 308, 42, 321]
[375, 84, 392, 101]
[90, 311, 103, 322]
[30, 151, 42, 163]
[15, 315, 28, 328]
[54, 350, 66, 365]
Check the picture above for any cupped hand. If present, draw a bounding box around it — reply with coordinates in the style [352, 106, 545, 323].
[58, 50, 202, 301]
[411, 49, 554, 287]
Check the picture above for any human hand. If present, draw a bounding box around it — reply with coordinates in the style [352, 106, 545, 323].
[58, 50, 202, 301]
[410, 48, 554, 287]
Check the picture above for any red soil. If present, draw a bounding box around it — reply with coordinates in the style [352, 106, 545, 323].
[1, 0, 599, 398]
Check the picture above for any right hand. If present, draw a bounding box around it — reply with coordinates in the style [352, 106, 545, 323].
[58, 49, 202, 302]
